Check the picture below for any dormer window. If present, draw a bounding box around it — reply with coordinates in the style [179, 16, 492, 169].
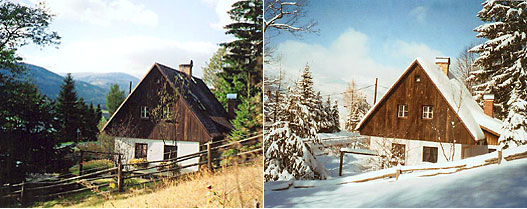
[140, 106, 149, 119]
[397, 104, 408, 118]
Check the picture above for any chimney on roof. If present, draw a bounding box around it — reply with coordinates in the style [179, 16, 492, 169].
[179, 60, 193, 78]
[483, 94, 494, 117]
[435, 57, 450, 76]
[226, 93, 240, 120]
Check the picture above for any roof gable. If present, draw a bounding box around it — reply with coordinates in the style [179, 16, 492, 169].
[357, 58, 502, 142]
[102, 63, 232, 137]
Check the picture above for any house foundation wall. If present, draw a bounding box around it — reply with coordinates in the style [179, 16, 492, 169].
[115, 137, 200, 172]
[370, 136, 467, 166]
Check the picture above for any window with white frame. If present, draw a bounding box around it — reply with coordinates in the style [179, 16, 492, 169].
[422, 105, 433, 119]
[140, 106, 149, 119]
[397, 104, 408, 118]
[163, 106, 171, 119]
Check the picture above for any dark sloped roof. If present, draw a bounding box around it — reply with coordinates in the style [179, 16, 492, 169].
[155, 63, 233, 137]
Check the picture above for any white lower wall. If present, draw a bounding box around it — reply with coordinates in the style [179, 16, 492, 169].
[370, 136, 465, 166]
[115, 137, 201, 172]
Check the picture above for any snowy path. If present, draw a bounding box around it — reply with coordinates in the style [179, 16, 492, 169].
[265, 158, 527, 207]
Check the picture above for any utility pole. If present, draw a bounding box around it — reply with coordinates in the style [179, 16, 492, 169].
[373, 78, 378, 104]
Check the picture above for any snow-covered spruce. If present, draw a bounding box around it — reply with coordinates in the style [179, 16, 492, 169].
[499, 97, 527, 148]
[263, 64, 330, 181]
[470, 0, 527, 146]
[264, 121, 328, 181]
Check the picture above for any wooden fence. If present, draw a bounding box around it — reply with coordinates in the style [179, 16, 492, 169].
[0, 134, 262, 207]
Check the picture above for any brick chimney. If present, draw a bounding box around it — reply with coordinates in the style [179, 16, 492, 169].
[483, 94, 494, 117]
[226, 93, 240, 120]
[435, 57, 450, 75]
[179, 60, 193, 78]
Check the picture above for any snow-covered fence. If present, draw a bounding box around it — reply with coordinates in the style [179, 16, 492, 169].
[271, 146, 527, 191]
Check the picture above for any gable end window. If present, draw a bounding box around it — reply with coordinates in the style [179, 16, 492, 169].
[422, 105, 433, 119]
[135, 143, 148, 159]
[397, 104, 408, 118]
[422, 146, 438, 163]
[163, 106, 171, 119]
[140, 106, 149, 119]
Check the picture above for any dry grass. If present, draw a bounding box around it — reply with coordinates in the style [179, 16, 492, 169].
[49, 157, 263, 208]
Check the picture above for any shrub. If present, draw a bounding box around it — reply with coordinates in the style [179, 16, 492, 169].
[82, 159, 114, 171]
[129, 158, 148, 169]
[158, 161, 181, 176]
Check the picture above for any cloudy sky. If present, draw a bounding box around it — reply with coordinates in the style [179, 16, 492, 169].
[13, 0, 237, 78]
[265, 0, 485, 110]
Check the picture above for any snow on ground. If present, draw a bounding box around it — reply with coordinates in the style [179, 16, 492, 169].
[265, 144, 527, 208]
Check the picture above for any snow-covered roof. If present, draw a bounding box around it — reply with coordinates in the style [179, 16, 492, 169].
[356, 57, 502, 142]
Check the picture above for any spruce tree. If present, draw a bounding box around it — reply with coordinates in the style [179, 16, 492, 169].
[264, 83, 327, 181]
[470, 0, 527, 147]
[220, 0, 263, 100]
[331, 99, 341, 132]
[56, 73, 80, 142]
[106, 83, 126, 116]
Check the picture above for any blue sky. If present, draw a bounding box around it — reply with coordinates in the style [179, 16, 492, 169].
[13, 0, 237, 78]
[266, 0, 485, 106]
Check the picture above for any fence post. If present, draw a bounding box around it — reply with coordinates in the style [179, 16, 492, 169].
[117, 160, 123, 192]
[339, 151, 344, 176]
[395, 168, 401, 180]
[207, 141, 212, 171]
[498, 150, 502, 164]
[79, 150, 84, 176]
[20, 181, 25, 206]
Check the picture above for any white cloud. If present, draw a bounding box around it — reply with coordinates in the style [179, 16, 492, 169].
[268, 28, 399, 105]
[385, 40, 444, 61]
[410, 6, 427, 23]
[203, 0, 237, 30]
[19, 36, 218, 78]
[35, 0, 158, 27]
[266, 28, 443, 121]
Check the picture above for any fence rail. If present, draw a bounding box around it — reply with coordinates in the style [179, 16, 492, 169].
[0, 133, 262, 207]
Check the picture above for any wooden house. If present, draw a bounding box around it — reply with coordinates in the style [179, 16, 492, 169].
[101, 61, 234, 171]
[356, 57, 502, 165]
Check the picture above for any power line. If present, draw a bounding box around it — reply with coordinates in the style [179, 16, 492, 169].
[321, 84, 375, 97]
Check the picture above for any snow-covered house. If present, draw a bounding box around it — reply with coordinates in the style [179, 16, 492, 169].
[356, 57, 502, 165]
[101, 62, 233, 171]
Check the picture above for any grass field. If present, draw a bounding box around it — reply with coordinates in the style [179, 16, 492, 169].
[34, 157, 263, 208]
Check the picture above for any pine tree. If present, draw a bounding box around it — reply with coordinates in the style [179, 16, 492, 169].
[331, 99, 341, 132]
[314, 92, 330, 133]
[106, 83, 126, 116]
[470, 0, 527, 147]
[1, 82, 71, 184]
[56, 73, 80, 143]
[264, 84, 327, 181]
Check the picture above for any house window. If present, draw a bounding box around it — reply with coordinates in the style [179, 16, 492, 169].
[423, 146, 438, 163]
[391, 143, 406, 165]
[140, 106, 149, 119]
[163, 145, 177, 160]
[422, 105, 433, 119]
[163, 106, 171, 119]
[397, 104, 408, 118]
[135, 143, 148, 159]
[415, 75, 421, 83]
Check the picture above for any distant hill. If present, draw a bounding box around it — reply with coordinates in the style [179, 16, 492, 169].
[20, 63, 108, 107]
[5, 64, 140, 108]
[66, 72, 139, 95]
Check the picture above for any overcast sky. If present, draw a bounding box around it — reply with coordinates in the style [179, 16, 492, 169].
[13, 0, 237, 78]
[265, 0, 485, 110]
